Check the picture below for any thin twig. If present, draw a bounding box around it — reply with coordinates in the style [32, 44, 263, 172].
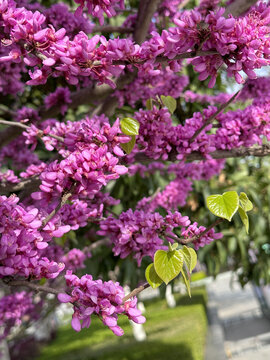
[42, 191, 73, 228]
[135, 144, 270, 164]
[0, 119, 64, 142]
[189, 90, 241, 143]
[123, 282, 150, 302]
[83, 239, 110, 253]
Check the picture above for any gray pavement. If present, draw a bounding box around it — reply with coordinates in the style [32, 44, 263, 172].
[206, 271, 270, 360]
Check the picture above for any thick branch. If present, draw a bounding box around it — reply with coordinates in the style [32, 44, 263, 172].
[123, 282, 150, 302]
[224, 0, 258, 17]
[4, 279, 62, 296]
[0, 176, 40, 195]
[135, 145, 270, 163]
[134, 0, 162, 44]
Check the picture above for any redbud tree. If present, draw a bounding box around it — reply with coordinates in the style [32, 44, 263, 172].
[0, 0, 270, 344]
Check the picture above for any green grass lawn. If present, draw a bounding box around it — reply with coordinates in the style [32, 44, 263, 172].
[37, 286, 207, 360]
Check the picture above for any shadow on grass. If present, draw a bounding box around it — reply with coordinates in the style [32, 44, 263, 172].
[176, 293, 208, 315]
[42, 340, 195, 360]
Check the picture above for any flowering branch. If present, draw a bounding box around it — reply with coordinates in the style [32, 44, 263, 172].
[165, 218, 224, 245]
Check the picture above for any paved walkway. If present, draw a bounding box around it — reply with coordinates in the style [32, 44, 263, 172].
[206, 272, 270, 360]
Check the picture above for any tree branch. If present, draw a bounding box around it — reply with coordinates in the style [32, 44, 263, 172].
[123, 282, 150, 302]
[84, 239, 110, 253]
[189, 89, 241, 143]
[3, 279, 62, 296]
[42, 191, 73, 228]
[133, 0, 162, 44]
[135, 145, 270, 163]
[224, 0, 258, 17]
[0, 119, 64, 142]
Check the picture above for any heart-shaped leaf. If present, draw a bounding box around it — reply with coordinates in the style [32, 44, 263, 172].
[181, 246, 197, 273]
[154, 249, 183, 285]
[207, 191, 239, 221]
[160, 95, 177, 114]
[145, 263, 163, 289]
[239, 192, 253, 212]
[120, 117, 140, 135]
[238, 206, 249, 234]
[121, 135, 136, 154]
[180, 265, 191, 297]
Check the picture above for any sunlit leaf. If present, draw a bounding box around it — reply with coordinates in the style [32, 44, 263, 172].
[239, 192, 253, 212]
[121, 135, 136, 154]
[154, 249, 183, 285]
[160, 95, 177, 114]
[145, 263, 163, 289]
[207, 191, 239, 221]
[120, 117, 140, 135]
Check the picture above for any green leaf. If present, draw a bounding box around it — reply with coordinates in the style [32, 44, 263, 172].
[238, 206, 249, 234]
[181, 246, 197, 273]
[146, 98, 153, 110]
[160, 95, 177, 114]
[120, 117, 140, 135]
[120, 135, 136, 154]
[145, 263, 163, 289]
[171, 243, 179, 251]
[39, 278, 47, 285]
[180, 265, 191, 297]
[207, 191, 239, 221]
[239, 192, 253, 212]
[154, 249, 183, 285]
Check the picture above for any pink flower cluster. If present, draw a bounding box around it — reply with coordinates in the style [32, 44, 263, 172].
[181, 222, 223, 250]
[115, 68, 188, 108]
[99, 210, 186, 265]
[0, 194, 69, 278]
[0, 291, 41, 340]
[98, 209, 223, 264]
[62, 249, 87, 271]
[30, 118, 129, 202]
[158, 0, 186, 18]
[45, 3, 94, 36]
[58, 271, 145, 336]
[133, 105, 217, 160]
[184, 90, 231, 105]
[44, 87, 72, 115]
[74, 0, 125, 25]
[144, 4, 270, 87]
[0, 2, 125, 87]
[1, 1, 270, 90]
[137, 178, 193, 212]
